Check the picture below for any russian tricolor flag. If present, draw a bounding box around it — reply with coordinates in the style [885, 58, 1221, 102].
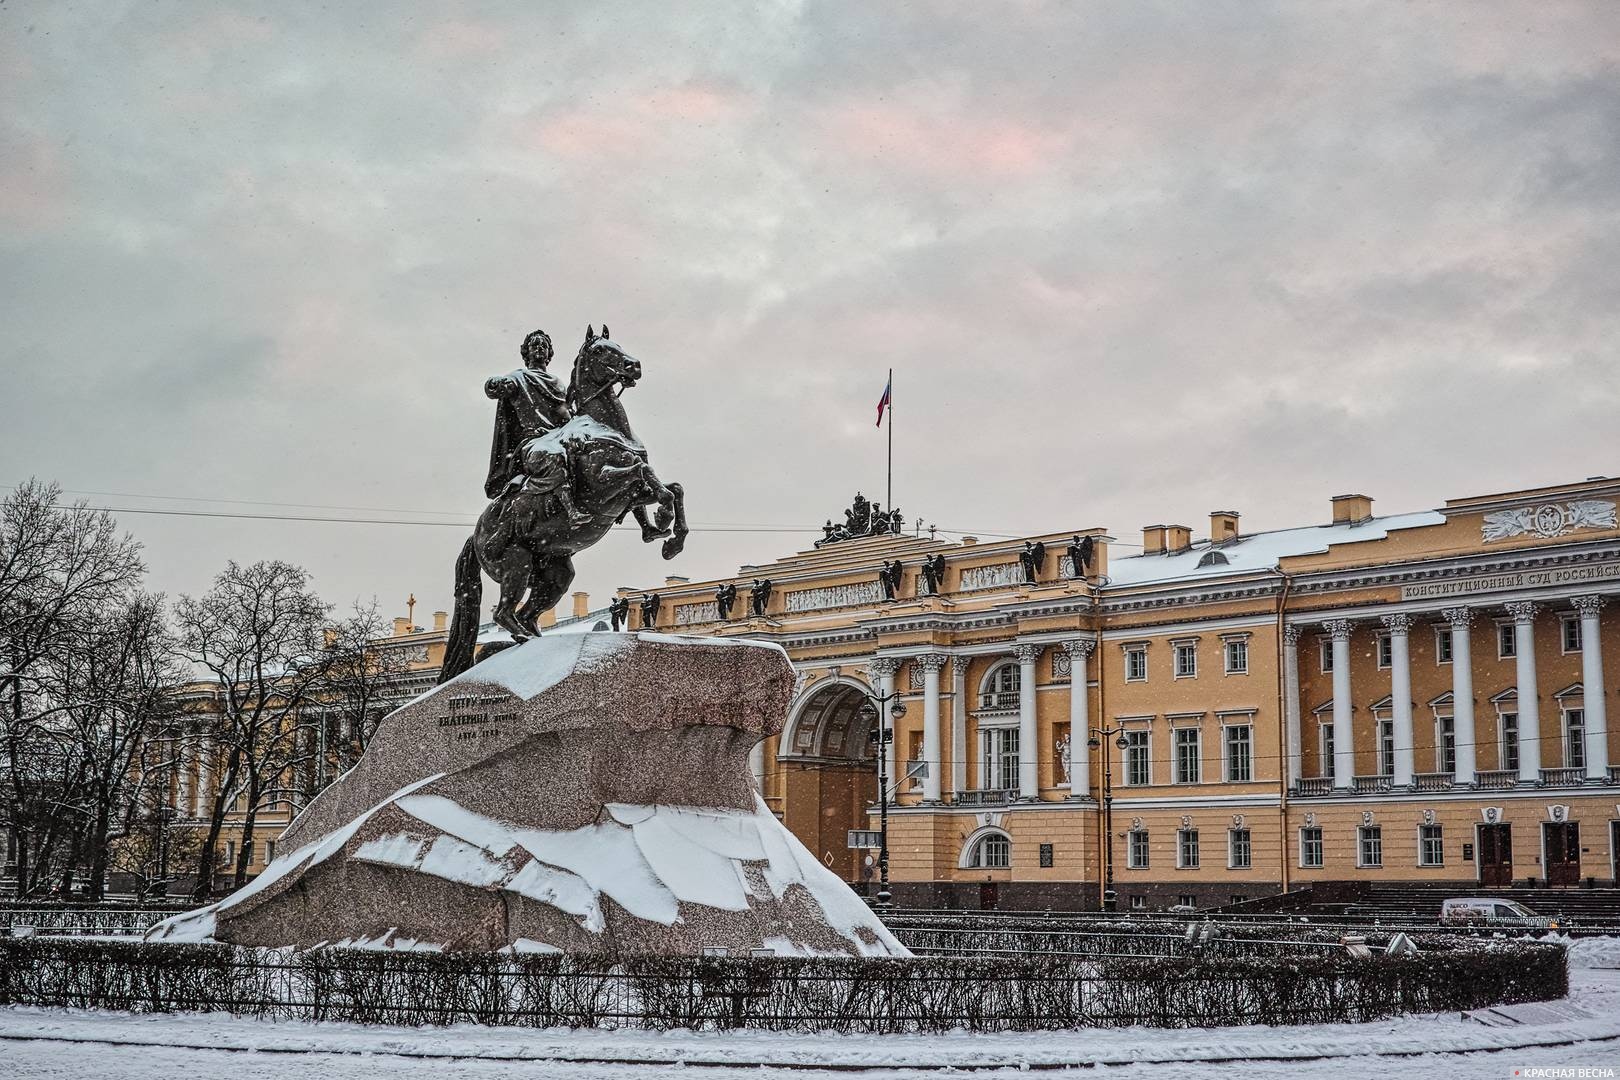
[875, 374, 892, 427]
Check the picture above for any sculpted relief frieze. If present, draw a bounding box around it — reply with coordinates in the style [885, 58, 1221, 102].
[959, 562, 1023, 591]
[784, 580, 885, 612]
[1482, 499, 1616, 543]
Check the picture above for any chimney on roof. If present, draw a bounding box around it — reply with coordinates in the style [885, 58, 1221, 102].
[1164, 524, 1192, 554]
[1331, 494, 1374, 527]
[539, 607, 558, 629]
[960, 536, 977, 546]
[664, 575, 689, 587]
[392, 616, 410, 636]
[1210, 511, 1240, 543]
[571, 591, 590, 619]
[1142, 525, 1167, 555]
[432, 610, 447, 632]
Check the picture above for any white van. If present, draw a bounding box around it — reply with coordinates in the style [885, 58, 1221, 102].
[1439, 897, 1557, 929]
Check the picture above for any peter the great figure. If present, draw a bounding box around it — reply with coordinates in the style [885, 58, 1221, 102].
[484, 329, 592, 528]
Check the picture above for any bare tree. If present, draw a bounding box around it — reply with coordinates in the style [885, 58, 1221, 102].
[173, 560, 333, 897]
[0, 480, 145, 897]
[314, 600, 413, 788]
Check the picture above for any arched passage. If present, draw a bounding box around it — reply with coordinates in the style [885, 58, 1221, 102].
[777, 679, 879, 885]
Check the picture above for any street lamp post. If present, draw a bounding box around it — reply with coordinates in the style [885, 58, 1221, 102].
[850, 682, 907, 910]
[1087, 723, 1130, 913]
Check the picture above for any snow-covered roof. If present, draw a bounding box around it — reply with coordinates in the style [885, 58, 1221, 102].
[1104, 511, 1445, 589]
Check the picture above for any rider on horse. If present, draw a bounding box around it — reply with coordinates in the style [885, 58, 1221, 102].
[483, 329, 593, 529]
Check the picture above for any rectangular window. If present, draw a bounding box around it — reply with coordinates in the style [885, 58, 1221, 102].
[1378, 719, 1395, 777]
[1419, 824, 1444, 867]
[1319, 638, 1333, 673]
[1129, 894, 1146, 911]
[1436, 628, 1453, 664]
[1562, 617, 1582, 653]
[1228, 828, 1252, 869]
[1437, 715, 1456, 774]
[1224, 725, 1252, 782]
[1173, 642, 1197, 678]
[981, 727, 1021, 790]
[1177, 894, 1196, 909]
[1177, 829, 1200, 869]
[1498, 622, 1516, 659]
[1565, 708, 1586, 770]
[1127, 829, 1149, 869]
[1500, 712, 1520, 773]
[1224, 639, 1248, 674]
[1376, 634, 1392, 669]
[1123, 730, 1150, 786]
[1124, 646, 1147, 682]
[1319, 723, 1335, 779]
[1174, 728, 1201, 784]
[1300, 827, 1324, 868]
[1358, 825, 1383, 868]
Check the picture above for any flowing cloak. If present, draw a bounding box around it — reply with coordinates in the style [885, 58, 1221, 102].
[484, 368, 572, 499]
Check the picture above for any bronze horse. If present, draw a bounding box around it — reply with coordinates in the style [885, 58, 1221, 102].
[438, 326, 687, 681]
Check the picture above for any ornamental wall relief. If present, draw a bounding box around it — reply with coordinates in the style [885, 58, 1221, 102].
[1481, 499, 1616, 542]
[959, 562, 1024, 591]
[783, 580, 885, 612]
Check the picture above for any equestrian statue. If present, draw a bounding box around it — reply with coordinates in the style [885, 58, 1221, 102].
[438, 324, 687, 682]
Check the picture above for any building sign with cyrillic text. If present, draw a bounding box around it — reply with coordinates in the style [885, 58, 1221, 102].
[1400, 560, 1620, 602]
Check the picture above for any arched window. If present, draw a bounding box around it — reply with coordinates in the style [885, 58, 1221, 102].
[979, 662, 1021, 711]
[965, 830, 1011, 869]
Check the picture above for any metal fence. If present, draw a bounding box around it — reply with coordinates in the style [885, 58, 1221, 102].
[0, 935, 1568, 1033]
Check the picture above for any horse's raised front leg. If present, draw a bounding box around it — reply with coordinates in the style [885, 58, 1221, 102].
[660, 481, 687, 560]
[630, 504, 670, 543]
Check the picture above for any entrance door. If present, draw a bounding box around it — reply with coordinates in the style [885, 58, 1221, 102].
[1544, 822, 1580, 886]
[979, 882, 1000, 911]
[1478, 823, 1513, 887]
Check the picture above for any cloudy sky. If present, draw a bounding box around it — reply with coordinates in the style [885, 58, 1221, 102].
[3, 1, 1617, 620]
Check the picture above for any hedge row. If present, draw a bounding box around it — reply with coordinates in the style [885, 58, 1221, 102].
[0, 937, 1568, 1032]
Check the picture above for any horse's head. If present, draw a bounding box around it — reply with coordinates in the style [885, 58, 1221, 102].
[568, 324, 642, 409]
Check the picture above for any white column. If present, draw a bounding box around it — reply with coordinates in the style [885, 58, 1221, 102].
[1382, 614, 1415, 787]
[1573, 595, 1608, 781]
[1064, 639, 1094, 798]
[1325, 620, 1355, 789]
[1444, 607, 1476, 785]
[950, 657, 968, 797]
[1282, 625, 1303, 788]
[918, 653, 947, 802]
[1506, 601, 1541, 784]
[195, 740, 211, 817]
[1014, 643, 1042, 800]
[868, 657, 900, 787]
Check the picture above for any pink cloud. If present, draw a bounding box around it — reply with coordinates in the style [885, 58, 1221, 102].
[512, 80, 751, 163]
[0, 134, 70, 228]
[809, 100, 1070, 181]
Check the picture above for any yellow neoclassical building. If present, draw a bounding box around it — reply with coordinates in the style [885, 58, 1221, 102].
[622, 477, 1620, 910]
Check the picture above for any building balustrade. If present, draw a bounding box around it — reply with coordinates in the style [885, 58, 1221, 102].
[1352, 774, 1392, 794]
[953, 788, 1015, 807]
[1293, 777, 1332, 796]
[1611, 765, 1620, 785]
[1475, 769, 1518, 791]
[1410, 772, 1453, 792]
[1539, 766, 1585, 788]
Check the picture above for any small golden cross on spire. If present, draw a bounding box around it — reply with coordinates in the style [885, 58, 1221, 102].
[407, 593, 417, 627]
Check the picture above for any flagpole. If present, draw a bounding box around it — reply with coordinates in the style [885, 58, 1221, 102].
[885, 367, 893, 517]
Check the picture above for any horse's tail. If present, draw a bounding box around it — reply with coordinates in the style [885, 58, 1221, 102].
[437, 536, 481, 684]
